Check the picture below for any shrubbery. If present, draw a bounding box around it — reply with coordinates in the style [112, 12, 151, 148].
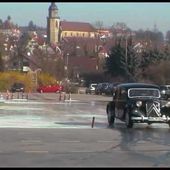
[0, 71, 58, 92]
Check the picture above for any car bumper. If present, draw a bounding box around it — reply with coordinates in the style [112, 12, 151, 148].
[132, 116, 170, 123]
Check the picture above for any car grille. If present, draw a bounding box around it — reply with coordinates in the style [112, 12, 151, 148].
[146, 101, 161, 117]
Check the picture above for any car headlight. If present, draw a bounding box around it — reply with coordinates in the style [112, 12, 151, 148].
[161, 90, 166, 94]
[136, 101, 142, 107]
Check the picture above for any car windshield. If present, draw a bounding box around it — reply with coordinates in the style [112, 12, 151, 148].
[128, 88, 160, 98]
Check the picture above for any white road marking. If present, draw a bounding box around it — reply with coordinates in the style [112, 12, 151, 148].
[0, 106, 43, 110]
[21, 140, 42, 143]
[69, 150, 95, 153]
[97, 140, 114, 143]
[25, 150, 48, 153]
[60, 141, 80, 143]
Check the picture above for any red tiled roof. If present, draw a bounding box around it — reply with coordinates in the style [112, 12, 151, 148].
[60, 21, 96, 32]
[36, 36, 45, 46]
[69, 57, 97, 73]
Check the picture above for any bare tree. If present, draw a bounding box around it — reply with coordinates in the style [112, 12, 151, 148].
[93, 20, 104, 29]
[32, 48, 65, 80]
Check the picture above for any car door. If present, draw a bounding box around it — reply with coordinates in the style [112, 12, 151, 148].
[46, 85, 51, 92]
[117, 88, 127, 119]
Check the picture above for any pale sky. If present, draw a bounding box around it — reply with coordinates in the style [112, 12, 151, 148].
[0, 2, 170, 35]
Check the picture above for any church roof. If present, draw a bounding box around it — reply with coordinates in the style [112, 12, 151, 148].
[60, 21, 96, 32]
[69, 57, 97, 73]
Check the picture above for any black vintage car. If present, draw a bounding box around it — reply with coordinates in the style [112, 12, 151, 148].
[106, 83, 170, 128]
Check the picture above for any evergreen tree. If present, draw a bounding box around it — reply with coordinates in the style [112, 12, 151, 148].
[104, 37, 139, 82]
[28, 20, 37, 31]
[104, 42, 126, 78]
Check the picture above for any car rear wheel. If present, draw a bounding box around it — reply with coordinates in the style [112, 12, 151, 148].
[106, 104, 115, 127]
[125, 110, 133, 128]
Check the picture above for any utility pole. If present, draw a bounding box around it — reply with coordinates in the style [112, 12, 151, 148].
[125, 36, 128, 64]
[65, 53, 69, 80]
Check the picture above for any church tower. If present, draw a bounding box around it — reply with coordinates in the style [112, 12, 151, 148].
[47, 2, 60, 44]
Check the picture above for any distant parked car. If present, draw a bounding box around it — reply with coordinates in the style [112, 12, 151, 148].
[105, 83, 119, 96]
[160, 85, 170, 100]
[86, 83, 97, 94]
[95, 82, 109, 95]
[10, 83, 25, 93]
[37, 85, 64, 93]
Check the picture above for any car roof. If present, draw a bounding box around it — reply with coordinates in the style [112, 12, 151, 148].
[117, 83, 160, 89]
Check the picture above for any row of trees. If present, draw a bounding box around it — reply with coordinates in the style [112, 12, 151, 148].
[94, 21, 170, 44]
[104, 38, 170, 84]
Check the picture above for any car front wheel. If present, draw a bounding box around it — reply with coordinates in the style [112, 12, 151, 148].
[125, 110, 133, 128]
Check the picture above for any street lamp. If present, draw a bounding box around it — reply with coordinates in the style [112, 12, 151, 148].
[125, 36, 128, 64]
[65, 53, 69, 80]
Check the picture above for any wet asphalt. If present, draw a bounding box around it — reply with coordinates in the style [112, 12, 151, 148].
[0, 93, 169, 167]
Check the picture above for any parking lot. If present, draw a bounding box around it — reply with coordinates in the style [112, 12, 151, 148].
[0, 92, 169, 167]
[0, 92, 112, 129]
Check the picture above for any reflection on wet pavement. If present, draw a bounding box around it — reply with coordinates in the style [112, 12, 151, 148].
[0, 100, 108, 128]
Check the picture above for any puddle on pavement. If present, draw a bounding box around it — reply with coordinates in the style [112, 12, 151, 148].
[0, 100, 108, 128]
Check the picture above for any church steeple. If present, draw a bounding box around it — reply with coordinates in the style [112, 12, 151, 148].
[47, 2, 60, 44]
[49, 2, 59, 18]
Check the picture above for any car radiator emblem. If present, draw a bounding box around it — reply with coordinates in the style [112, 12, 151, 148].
[146, 101, 161, 117]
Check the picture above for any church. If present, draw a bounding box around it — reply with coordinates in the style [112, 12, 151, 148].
[47, 2, 98, 45]
[46, 2, 113, 77]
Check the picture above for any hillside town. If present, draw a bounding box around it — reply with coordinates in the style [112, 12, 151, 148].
[0, 3, 170, 167]
[0, 2, 170, 89]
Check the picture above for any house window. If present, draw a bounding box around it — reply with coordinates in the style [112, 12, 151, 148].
[71, 32, 72, 36]
[65, 32, 67, 36]
[77, 33, 79, 36]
